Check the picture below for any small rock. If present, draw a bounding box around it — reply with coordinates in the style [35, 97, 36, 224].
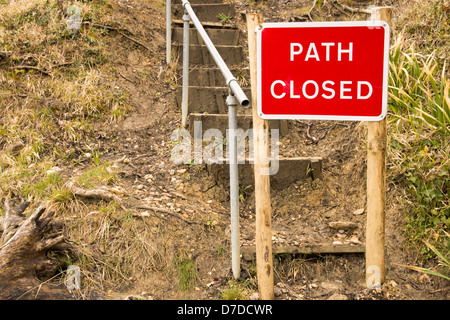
[332, 240, 343, 245]
[321, 281, 341, 291]
[329, 221, 358, 230]
[308, 283, 318, 289]
[111, 187, 125, 195]
[349, 236, 361, 244]
[324, 208, 337, 218]
[274, 287, 283, 297]
[353, 208, 365, 215]
[136, 184, 144, 190]
[5, 142, 24, 155]
[250, 292, 259, 300]
[46, 166, 62, 175]
[327, 293, 348, 300]
[123, 295, 146, 300]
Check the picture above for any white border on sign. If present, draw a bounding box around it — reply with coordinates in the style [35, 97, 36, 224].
[256, 21, 390, 121]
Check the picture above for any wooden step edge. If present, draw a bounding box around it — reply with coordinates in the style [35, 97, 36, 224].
[241, 244, 365, 261]
[173, 43, 243, 49]
[188, 0, 225, 4]
[177, 86, 251, 90]
[172, 19, 237, 29]
[189, 113, 253, 117]
[188, 114, 289, 137]
[206, 156, 323, 163]
[176, 66, 249, 71]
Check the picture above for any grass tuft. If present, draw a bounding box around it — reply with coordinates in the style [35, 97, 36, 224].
[175, 256, 198, 291]
[388, 31, 449, 262]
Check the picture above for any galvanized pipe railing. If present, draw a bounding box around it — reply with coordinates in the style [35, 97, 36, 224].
[166, 0, 172, 63]
[181, 11, 190, 128]
[167, 0, 250, 280]
[181, 0, 250, 108]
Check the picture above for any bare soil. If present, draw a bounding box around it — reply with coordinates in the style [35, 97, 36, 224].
[40, 0, 448, 300]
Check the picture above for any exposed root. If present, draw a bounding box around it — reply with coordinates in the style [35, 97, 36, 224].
[67, 181, 122, 203]
[135, 205, 202, 225]
[0, 199, 73, 299]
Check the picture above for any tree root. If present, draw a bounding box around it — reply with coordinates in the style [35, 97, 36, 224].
[0, 199, 74, 299]
[67, 181, 122, 203]
[135, 205, 202, 225]
[0, 51, 12, 59]
[331, 0, 371, 15]
[9, 65, 52, 76]
[66, 181, 128, 211]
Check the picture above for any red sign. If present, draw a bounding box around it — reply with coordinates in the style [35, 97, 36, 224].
[257, 21, 389, 121]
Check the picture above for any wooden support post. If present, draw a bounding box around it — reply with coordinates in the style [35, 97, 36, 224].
[366, 6, 392, 289]
[247, 13, 274, 300]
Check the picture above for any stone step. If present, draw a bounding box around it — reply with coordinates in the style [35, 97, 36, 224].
[175, 86, 252, 114]
[172, 19, 237, 29]
[207, 157, 323, 190]
[172, 3, 235, 22]
[188, 113, 288, 137]
[188, 0, 224, 4]
[174, 44, 245, 66]
[241, 245, 365, 262]
[184, 67, 249, 87]
[172, 27, 240, 46]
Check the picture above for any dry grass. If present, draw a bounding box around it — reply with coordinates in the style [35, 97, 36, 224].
[0, 0, 131, 200]
[386, 29, 449, 263]
[60, 201, 173, 296]
[393, 0, 450, 65]
[0, 0, 143, 297]
[0, 0, 448, 299]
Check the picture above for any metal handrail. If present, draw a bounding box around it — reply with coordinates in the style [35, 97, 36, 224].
[181, 0, 250, 108]
[167, 0, 248, 279]
[166, 0, 250, 113]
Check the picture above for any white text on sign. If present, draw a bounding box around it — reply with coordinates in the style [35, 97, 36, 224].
[290, 42, 353, 62]
[270, 42, 372, 101]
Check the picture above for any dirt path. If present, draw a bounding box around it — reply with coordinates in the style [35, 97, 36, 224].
[61, 0, 448, 300]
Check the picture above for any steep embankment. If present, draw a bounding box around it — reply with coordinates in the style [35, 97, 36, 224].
[0, 0, 448, 300]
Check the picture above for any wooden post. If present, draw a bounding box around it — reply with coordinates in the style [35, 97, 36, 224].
[247, 13, 274, 300]
[366, 6, 392, 288]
